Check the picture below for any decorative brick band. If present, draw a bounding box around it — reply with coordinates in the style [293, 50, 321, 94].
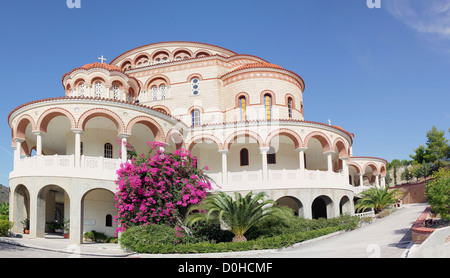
[411, 205, 436, 244]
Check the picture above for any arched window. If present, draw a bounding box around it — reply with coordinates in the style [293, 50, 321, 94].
[152, 86, 158, 101]
[113, 85, 119, 100]
[239, 96, 247, 121]
[267, 146, 276, 164]
[160, 84, 166, 100]
[264, 94, 272, 120]
[191, 109, 201, 126]
[240, 148, 249, 166]
[105, 214, 112, 227]
[288, 97, 293, 120]
[95, 81, 103, 98]
[191, 78, 200, 95]
[104, 143, 113, 158]
[78, 83, 85, 97]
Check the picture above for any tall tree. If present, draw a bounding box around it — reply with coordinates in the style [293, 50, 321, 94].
[424, 126, 449, 167]
[389, 159, 402, 185]
[410, 145, 428, 164]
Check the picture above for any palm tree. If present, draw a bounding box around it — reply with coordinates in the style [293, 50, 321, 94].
[355, 186, 403, 214]
[0, 202, 9, 216]
[184, 191, 293, 242]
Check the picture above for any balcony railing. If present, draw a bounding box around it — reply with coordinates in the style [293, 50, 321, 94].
[206, 169, 359, 192]
[11, 155, 121, 181]
[12, 155, 372, 195]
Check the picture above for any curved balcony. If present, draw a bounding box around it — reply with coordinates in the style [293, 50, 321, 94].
[10, 155, 121, 181]
[11, 154, 374, 196]
[206, 169, 355, 193]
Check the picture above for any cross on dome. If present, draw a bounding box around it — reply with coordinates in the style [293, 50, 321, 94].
[98, 55, 107, 64]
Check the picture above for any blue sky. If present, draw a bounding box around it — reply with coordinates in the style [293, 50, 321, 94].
[0, 0, 449, 186]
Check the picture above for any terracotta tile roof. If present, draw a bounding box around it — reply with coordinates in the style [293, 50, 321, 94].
[7, 96, 186, 128]
[80, 62, 122, 72]
[220, 62, 306, 91]
[233, 62, 283, 71]
[61, 62, 141, 91]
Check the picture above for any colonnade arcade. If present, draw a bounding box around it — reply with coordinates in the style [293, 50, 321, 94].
[10, 106, 386, 243]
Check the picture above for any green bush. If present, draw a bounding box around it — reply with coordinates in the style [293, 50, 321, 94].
[0, 220, 13, 236]
[83, 230, 116, 243]
[246, 213, 360, 240]
[0, 215, 9, 221]
[426, 168, 450, 220]
[119, 223, 345, 254]
[119, 224, 181, 253]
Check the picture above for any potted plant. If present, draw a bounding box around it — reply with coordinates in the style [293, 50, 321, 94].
[21, 218, 30, 234]
[63, 219, 70, 239]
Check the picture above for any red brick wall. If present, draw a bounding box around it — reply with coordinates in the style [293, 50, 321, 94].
[411, 205, 435, 244]
[393, 181, 427, 204]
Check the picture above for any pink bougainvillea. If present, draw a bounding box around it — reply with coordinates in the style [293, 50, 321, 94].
[114, 141, 214, 235]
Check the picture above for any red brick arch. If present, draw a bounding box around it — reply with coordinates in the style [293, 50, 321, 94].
[332, 137, 349, 158]
[303, 131, 332, 153]
[77, 108, 125, 134]
[265, 128, 303, 149]
[223, 130, 265, 151]
[363, 162, 379, 176]
[348, 162, 363, 175]
[37, 107, 76, 133]
[187, 134, 223, 151]
[165, 129, 186, 150]
[14, 114, 36, 139]
[379, 165, 386, 177]
[126, 116, 165, 143]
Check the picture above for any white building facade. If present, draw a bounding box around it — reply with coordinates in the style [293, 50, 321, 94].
[8, 41, 387, 244]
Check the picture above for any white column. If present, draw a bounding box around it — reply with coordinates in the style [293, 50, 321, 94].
[340, 157, 349, 183]
[14, 138, 25, 163]
[105, 84, 111, 99]
[33, 131, 44, 156]
[86, 84, 92, 97]
[375, 174, 380, 188]
[381, 176, 386, 188]
[219, 150, 229, 184]
[359, 174, 364, 186]
[118, 133, 131, 163]
[260, 147, 270, 181]
[69, 193, 83, 245]
[324, 151, 334, 172]
[72, 129, 83, 168]
[296, 147, 307, 171]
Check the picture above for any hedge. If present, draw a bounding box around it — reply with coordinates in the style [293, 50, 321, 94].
[0, 220, 13, 237]
[120, 225, 342, 254]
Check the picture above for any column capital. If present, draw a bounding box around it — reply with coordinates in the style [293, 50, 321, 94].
[259, 147, 270, 154]
[13, 137, 25, 143]
[218, 150, 230, 155]
[323, 151, 335, 155]
[295, 147, 308, 152]
[71, 128, 84, 134]
[32, 130, 45, 136]
[118, 133, 131, 139]
[339, 156, 349, 160]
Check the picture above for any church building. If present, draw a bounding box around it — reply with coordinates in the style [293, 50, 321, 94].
[8, 41, 387, 244]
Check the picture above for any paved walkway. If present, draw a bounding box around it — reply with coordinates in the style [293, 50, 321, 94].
[0, 203, 430, 258]
[241, 203, 429, 258]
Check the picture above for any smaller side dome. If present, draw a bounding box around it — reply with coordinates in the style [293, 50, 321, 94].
[80, 62, 123, 72]
[62, 61, 141, 102]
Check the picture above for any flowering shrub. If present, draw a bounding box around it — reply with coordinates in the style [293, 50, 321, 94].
[114, 141, 214, 235]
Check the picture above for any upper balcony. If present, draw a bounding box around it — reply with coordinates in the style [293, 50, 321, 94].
[11, 153, 369, 195]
